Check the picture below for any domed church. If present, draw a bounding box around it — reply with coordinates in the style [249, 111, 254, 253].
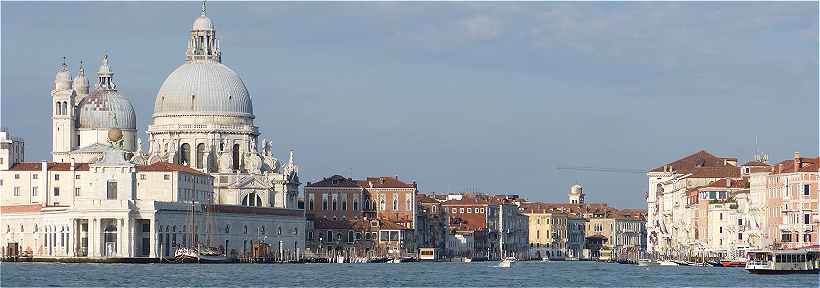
[49, 3, 300, 210]
[142, 4, 299, 209]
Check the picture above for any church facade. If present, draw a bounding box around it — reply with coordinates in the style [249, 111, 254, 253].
[0, 4, 305, 260]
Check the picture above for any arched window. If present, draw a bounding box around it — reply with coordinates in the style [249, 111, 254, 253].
[196, 143, 206, 169]
[379, 195, 386, 211]
[392, 198, 398, 211]
[353, 199, 359, 211]
[243, 225, 248, 234]
[225, 225, 230, 234]
[242, 192, 263, 207]
[347, 231, 354, 242]
[406, 199, 412, 211]
[231, 144, 240, 171]
[179, 143, 191, 166]
[277, 226, 282, 235]
[62, 102, 68, 115]
[327, 231, 332, 242]
[55, 102, 60, 115]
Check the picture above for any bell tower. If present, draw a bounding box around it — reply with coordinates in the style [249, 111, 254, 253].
[569, 184, 585, 204]
[52, 58, 77, 162]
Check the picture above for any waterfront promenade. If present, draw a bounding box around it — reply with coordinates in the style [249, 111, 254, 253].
[2, 261, 816, 287]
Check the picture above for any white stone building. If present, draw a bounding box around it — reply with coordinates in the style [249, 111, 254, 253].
[0, 4, 305, 260]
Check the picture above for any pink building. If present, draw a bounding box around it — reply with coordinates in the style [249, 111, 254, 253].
[765, 152, 818, 249]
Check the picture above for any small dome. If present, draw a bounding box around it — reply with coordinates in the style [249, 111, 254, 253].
[570, 184, 583, 195]
[153, 62, 253, 117]
[77, 89, 137, 130]
[54, 65, 72, 91]
[108, 128, 123, 142]
[193, 15, 214, 31]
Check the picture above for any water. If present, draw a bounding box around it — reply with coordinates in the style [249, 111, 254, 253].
[1, 261, 818, 287]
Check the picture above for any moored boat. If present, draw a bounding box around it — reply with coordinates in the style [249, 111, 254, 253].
[637, 259, 657, 266]
[745, 249, 819, 274]
[720, 260, 746, 267]
[658, 260, 679, 266]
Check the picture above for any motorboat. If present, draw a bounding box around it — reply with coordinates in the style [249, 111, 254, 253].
[497, 257, 513, 268]
[746, 249, 819, 274]
[637, 259, 657, 266]
[658, 260, 679, 266]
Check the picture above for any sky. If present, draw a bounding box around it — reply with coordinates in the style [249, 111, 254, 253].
[1, 2, 817, 209]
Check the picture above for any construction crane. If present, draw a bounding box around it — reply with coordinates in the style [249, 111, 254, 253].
[555, 165, 646, 174]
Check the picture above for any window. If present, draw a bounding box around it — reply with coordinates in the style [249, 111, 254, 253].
[738, 219, 743, 226]
[347, 231, 354, 243]
[14, 174, 19, 179]
[106, 181, 117, 200]
[232, 144, 240, 171]
[452, 208, 457, 213]
[332, 196, 337, 210]
[459, 208, 464, 213]
[392, 198, 398, 210]
[322, 195, 328, 210]
[805, 214, 811, 225]
[804, 234, 812, 243]
[467, 208, 472, 213]
[719, 213, 723, 220]
[196, 143, 206, 169]
[32, 174, 38, 179]
[327, 231, 333, 242]
[309, 197, 314, 211]
[341, 200, 347, 211]
[75, 175, 80, 180]
[53, 187, 60, 197]
[804, 185, 811, 196]
[179, 143, 191, 166]
[32, 187, 38, 197]
[13, 187, 20, 196]
[140, 174, 146, 180]
[54, 174, 60, 181]
[353, 200, 358, 211]
[74, 187, 80, 197]
[738, 233, 742, 240]
[164, 174, 170, 181]
[719, 227, 723, 233]
[480, 208, 484, 213]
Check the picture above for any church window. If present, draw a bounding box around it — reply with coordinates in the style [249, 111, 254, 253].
[106, 181, 117, 200]
[179, 143, 191, 166]
[231, 144, 240, 171]
[196, 143, 206, 169]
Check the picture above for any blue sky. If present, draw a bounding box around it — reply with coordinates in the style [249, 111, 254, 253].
[2, 2, 817, 208]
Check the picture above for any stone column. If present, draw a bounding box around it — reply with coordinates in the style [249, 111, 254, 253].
[89, 218, 97, 257]
[150, 218, 157, 258]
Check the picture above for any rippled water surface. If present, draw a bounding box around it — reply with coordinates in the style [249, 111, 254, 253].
[2, 261, 818, 287]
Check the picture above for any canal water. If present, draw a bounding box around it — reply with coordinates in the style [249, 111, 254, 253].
[1, 261, 817, 287]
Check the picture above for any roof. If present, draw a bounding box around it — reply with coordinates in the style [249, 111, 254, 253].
[742, 160, 770, 167]
[773, 157, 819, 174]
[137, 162, 211, 176]
[9, 162, 90, 172]
[0, 204, 42, 214]
[154, 62, 253, 118]
[307, 175, 415, 189]
[702, 178, 750, 189]
[650, 150, 740, 178]
[306, 175, 361, 188]
[416, 194, 440, 204]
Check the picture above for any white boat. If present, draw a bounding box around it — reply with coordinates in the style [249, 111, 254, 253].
[497, 257, 513, 268]
[335, 255, 345, 263]
[462, 257, 472, 263]
[637, 259, 657, 266]
[541, 257, 550, 263]
[174, 247, 231, 263]
[658, 260, 679, 266]
[389, 258, 401, 264]
[746, 249, 819, 274]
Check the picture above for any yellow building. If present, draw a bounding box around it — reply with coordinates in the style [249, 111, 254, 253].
[521, 204, 568, 260]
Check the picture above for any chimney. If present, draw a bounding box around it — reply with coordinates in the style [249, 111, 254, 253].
[794, 152, 801, 171]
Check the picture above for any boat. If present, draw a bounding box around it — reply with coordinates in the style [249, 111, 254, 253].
[745, 249, 819, 274]
[658, 260, 679, 266]
[388, 257, 401, 264]
[541, 257, 551, 263]
[462, 257, 472, 263]
[497, 257, 513, 268]
[637, 259, 657, 266]
[173, 200, 231, 264]
[336, 255, 345, 263]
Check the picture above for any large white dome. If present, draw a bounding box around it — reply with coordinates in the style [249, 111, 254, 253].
[153, 62, 253, 117]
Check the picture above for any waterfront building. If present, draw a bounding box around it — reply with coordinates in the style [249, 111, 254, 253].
[566, 216, 587, 259]
[687, 178, 750, 259]
[415, 194, 447, 260]
[646, 150, 741, 255]
[765, 152, 818, 250]
[520, 204, 568, 260]
[0, 4, 305, 260]
[304, 175, 417, 228]
[486, 203, 529, 260]
[306, 217, 412, 259]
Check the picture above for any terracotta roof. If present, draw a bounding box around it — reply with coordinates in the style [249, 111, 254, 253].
[442, 198, 493, 206]
[650, 150, 740, 178]
[306, 175, 361, 188]
[358, 176, 415, 189]
[742, 160, 770, 167]
[416, 194, 440, 204]
[8, 162, 90, 171]
[307, 175, 415, 189]
[773, 157, 818, 174]
[703, 178, 750, 189]
[137, 162, 210, 176]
